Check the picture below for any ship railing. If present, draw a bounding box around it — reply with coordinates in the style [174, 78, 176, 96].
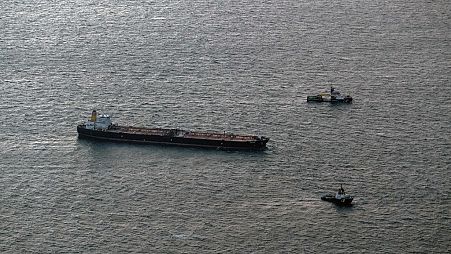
[108, 126, 263, 141]
[113, 126, 179, 136]
[184, 131, 259, 141]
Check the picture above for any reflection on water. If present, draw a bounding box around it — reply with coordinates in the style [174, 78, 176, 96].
[1, 0, 450, 252]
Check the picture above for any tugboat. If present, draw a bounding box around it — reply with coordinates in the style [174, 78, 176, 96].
[321, 185, 354, 206]
[77, 110, 269, 150]
[307, 87, 352, 103]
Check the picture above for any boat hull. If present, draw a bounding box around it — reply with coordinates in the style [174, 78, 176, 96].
[77, 125, 268, 150]
[307, 95, 352, 103]
[321, 195, 353, 206]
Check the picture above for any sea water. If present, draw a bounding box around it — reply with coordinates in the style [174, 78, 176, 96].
[1, 0, 450, 252]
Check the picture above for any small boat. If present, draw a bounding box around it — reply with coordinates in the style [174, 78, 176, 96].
[307, 87, 352, 103]
[321, 185, 353, 205]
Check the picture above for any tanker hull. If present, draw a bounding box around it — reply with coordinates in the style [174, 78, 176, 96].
[77, 125, 268, 150]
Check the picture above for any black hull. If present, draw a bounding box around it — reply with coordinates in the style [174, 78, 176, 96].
[321, 195, 353, 206]
[77, 126, 268, 150]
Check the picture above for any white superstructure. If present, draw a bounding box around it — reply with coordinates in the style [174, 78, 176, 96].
[320, 87, 347, 102]
[84, 110, 112, 130]
[335, 185, 351, 200]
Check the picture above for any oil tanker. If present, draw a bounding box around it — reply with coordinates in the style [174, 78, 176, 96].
[77, 110, 269, 150]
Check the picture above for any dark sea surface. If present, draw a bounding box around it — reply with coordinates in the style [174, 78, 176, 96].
[1, 0, 450, 253]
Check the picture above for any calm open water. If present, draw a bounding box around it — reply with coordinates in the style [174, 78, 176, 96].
[1, 0, 450, 253]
